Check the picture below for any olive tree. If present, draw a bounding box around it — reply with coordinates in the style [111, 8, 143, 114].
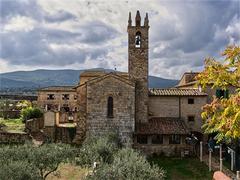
[76, 133, 119, 167]
[88, 148, 165, 180]
[0, 143, 76, 180]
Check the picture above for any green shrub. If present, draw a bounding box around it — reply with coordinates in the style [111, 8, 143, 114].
[76, 133, 119, 167]
[88, 148, 165, 180]
[0, 143, 76, 180]
[21, 107, 43, 122]
[0, 161, 40, 180]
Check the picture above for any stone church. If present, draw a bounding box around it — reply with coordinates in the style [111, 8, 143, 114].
[37, 11, 210, 155]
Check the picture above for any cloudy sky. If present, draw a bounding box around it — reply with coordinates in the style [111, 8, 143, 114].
[0, 0, 239, 79]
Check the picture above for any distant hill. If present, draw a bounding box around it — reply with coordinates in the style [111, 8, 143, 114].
[0, 69, 179, 90]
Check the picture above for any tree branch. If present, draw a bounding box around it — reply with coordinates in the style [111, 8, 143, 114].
[43, 165, 59, 180]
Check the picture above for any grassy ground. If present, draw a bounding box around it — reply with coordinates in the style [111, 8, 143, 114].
[46, 163, 88, 180]
[0, 118, 25, 133]
[149, 156, 213, 180]
[47, 157, 213, 180]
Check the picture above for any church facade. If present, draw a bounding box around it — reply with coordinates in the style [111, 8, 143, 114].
[37, 11, 209, 155]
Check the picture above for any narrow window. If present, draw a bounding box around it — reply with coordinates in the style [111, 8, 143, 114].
[188, 116, 195, 122]
[135, 31, 141, 48]
[62, 94, 70, 100]
[107, 96, 113, 118]
[152, 135, 163, 144]
[46, 104, 52, 111]
[74, 95, 78, 100]
[47, 94, 55, 100]
[169, 134, 181, 144]
[61, 104, 70, 112]
[137, 135, 148, 144]
[188, 98, 194, 104]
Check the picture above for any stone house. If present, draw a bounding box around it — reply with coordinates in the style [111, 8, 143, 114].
[176, 72, 237, 103]
[36, 11, 215, 155]
[37, 86, 78, 123]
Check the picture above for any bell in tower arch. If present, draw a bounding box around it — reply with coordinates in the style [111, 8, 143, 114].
[135, 31, 141, 48]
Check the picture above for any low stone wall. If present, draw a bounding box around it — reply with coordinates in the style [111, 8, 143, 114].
[26, 118, 44, 133]
[0, 131, 30, 143]
[43, 126, 56, 141]
[134, 144, 194, 156]
[0, 110, 20, 119]
[59, 112, 78, 123]
[55, 127, 76, 143]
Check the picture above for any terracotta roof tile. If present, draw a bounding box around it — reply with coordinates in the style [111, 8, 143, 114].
[136, 117, 189, 135]
[149, 88, 207, 96]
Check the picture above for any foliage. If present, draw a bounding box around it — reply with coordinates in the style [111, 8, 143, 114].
[88, 148, 165, 180]
[21, 106, 43, 123]
[197, 45, 240, 142]
[30, 143, 76, 179]
[0, 161, 40, 180]
[0, 99, 13, 119]
[0, 118, 25, 132]
[16, 100, 32, 110]
[76, 133, 165, 179]
[76, 133, 119, 167]
[0, 143, 76, 180]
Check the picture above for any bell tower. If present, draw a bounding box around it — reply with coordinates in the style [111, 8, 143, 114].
[128, 11, 149, 123]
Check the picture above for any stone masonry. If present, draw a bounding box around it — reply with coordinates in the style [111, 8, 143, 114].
[86, 73, 135, 145]
[128, 11, 149, 123]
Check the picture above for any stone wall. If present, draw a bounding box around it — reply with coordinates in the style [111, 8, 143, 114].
[58, 112, 78, 123]
[26, 118, 44, 133]
[0, 132, 30, 143]
[55, 127, 76, 143]
[128, 13, 149, 124]
[149, 96, 207, 133]
[43, 126, 55, 141]
[149, 96, 179, 117]
[74, 84, 87, 144]
[180, 96, 207, 132]
[37, 91, 77, 111]
[0, 110, 20, 119]
[86, 74, 135, 145]
[129, 47, 149, 124]
[134, 135, 193, 156]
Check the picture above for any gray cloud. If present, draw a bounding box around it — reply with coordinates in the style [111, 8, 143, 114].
[44, 10, 77, 23]
[77, 21, 119, 44]
[0, 0, 42, 23]
[0, 0, 239, 79]
[0, 22, 114, 66]
[149, 0, 239, 78]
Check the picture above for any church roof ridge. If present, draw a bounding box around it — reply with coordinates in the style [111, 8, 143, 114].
[38, 86, 75, 92]
[149, 88, 207, 96]
[85, 72, 134, 87]
[74, 72, 133, 89]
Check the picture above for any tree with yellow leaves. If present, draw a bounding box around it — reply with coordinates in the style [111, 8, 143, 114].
[197, 45, 240, 142]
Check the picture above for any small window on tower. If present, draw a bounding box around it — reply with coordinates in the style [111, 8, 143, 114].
[135, 31, 141, 48]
